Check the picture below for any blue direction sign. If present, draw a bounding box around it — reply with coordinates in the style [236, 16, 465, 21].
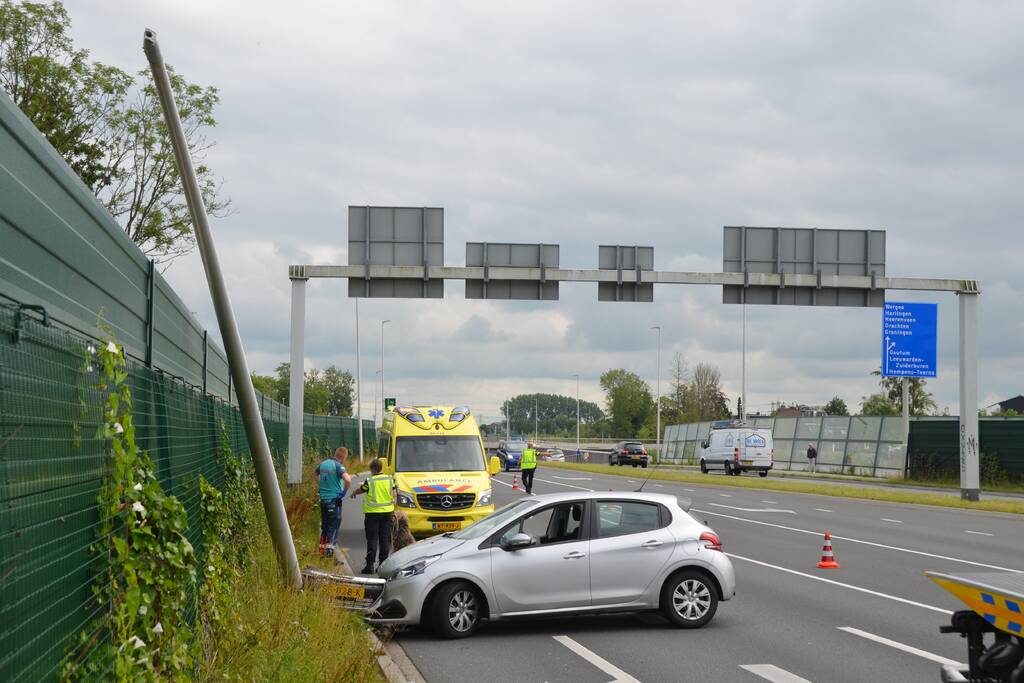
[882, 302, 937, 377]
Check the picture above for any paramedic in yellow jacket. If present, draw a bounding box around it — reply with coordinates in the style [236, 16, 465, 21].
[349, 458, 396, 574]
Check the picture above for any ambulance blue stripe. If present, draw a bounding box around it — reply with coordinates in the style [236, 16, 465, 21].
[984, 614, 996, 624]
[981, 593, 995, 605]
[1008, 621, 1021, 634]
[1007, 600, 1021, 614]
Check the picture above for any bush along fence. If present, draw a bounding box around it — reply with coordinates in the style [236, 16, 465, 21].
[662, 415, 1024, 480]
[0, 305, 374, 682]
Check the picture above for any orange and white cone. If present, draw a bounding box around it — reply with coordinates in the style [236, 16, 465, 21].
[816, 531, 841, 569]
[512, 473, 520, 491]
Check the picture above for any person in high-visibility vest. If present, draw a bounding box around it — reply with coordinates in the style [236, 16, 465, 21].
[521, 442, 538, 494]
[349, 458, 395, 574]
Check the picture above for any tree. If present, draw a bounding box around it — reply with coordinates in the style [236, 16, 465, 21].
[321, 366, 354, 417]
[600, 369, 654, 438]
[250, 373, 278, 399]
[1, 1, 229, 263]
[859, 393, 899, 416]
[500, 393, 604, 437]
[690, 362, 730, 421]
[659, 354, 731, 425]
[870, 369, 938, 416]
[823, 396, 849, 416]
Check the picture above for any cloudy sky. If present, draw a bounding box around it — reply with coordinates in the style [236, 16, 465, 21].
[66, 1, 1023, 425]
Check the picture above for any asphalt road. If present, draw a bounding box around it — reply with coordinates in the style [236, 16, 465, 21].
[336, 465, 1024, 683]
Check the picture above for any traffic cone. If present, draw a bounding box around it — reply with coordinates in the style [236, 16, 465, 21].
[512, 473, 520, 491]
[816, 531, 841, 569]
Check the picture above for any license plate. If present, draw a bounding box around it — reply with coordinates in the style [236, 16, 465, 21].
[741, 460, 752, 465]
[432, 522, 461, 531]
[325, 584, 365, 600]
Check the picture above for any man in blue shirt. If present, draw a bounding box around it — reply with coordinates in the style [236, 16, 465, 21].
[316, 447, 351, 557]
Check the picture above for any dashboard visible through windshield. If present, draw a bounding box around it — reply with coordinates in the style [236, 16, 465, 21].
[395, 435, 486, 472]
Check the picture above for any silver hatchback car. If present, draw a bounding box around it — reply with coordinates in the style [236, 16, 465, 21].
[372, 491, 736, 638]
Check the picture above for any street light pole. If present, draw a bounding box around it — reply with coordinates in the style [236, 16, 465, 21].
[535, 396, 539, 442]
[574, 374, 580, 459]
[355, 297, 363, 459]
[651, 325, 661, 450]
[373, 369, 381, 426]
[741, 298, 747, 422]
[380, 319, 390, 419]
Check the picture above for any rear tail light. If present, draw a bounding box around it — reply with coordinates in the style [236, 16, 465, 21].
[642, 450, 648, 455]
[734, 447, 739, 461]
[699, 531, 723, 552]
[622, 450, 629, 455]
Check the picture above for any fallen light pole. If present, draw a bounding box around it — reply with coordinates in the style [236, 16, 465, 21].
[144, 29, 302, 589]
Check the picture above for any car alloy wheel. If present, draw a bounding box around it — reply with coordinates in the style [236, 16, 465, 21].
[673, 579, 711, 621]
[661, 570, 718, 628]
[448, 589, 478, 633]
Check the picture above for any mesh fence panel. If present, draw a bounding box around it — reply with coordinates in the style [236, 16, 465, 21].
[0, 305, 371, 681]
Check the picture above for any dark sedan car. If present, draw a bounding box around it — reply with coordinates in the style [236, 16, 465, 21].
[609, 441, 649, 467]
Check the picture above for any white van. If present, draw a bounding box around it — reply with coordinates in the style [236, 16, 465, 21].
[699, 426, 774, 477]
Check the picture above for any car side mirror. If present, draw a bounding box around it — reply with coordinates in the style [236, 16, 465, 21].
[501, 532, 534, 551]
[489, 456, 501, 476]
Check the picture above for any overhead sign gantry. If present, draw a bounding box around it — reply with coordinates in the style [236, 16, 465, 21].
[287, 209, 981, 501]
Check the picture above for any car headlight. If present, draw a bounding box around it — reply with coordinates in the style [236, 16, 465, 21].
[476, 488, 492, 507]
[394, 554, 442, 579]
[396, 490, 417, 509]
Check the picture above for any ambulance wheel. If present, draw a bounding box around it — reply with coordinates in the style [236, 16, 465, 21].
[759, 470, 768, 478]
[432, 581, 482, 639]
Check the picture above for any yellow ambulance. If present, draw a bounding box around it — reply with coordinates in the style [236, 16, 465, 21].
[377, 405, 501, 537]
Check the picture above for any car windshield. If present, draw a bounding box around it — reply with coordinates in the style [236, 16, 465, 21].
[448, 499, 536, 539]
[505, 441, 527, 451]
[395, 435, 485, 472]
[624, 442, 643, 449]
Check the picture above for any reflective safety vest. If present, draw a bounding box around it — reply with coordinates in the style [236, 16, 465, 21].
[521, 448, 537, 470]
[363, 474, 395, 514]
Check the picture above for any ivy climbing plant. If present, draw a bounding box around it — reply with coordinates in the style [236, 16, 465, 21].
[63, 339, 196, 682]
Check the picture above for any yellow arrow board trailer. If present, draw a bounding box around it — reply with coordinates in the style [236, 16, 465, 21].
[927, 570, 1024, 681]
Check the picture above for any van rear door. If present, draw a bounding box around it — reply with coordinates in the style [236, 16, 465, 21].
[740, 430, 772, 467]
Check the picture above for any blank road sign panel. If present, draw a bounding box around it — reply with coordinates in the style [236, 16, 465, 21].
[348, 206, 444, 298]
[465, 242, 559, 300]
[723, 226, 885, 307]
[598, 245, 654, 302]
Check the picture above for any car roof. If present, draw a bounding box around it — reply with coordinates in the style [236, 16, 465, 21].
[518, 490, 682, 506]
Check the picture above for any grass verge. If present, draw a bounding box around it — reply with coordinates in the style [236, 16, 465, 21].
[199, 457, 385, 682]
[541, 462, 1024, 515]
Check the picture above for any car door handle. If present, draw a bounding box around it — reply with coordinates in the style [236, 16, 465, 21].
[640, 540, 664, 548]
[563, 551, 587, 559]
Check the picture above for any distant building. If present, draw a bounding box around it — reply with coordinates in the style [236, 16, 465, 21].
[775, 404, 822, 418]
[997, 395, 1024, 414]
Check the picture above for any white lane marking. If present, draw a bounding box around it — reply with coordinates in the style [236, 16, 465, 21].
[727, 553, 952, 615]
[762, 500, 777, 504]
[881, 518, 903, 524]
[683, 488, 696, 492]
[534, 477, 594, 492]
[719, 493, 732, 498]
[695, 508, 1023, 573]
[553, 635, 641, 683]
[627, 479, 638, 483]
[838, 627, 961, 667]
[492, 477, 514, 488]
[709, 503, 796, 514]
[739, 664, 811, 683]
[551, 476, 593, 481]
[654, 484, 665, 487]
[815, 508, 833, 513]
[964, 530, 994, 537]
